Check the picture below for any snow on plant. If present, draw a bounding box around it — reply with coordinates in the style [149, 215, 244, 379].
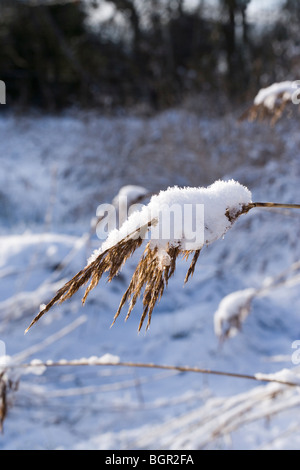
[25, 179, 300, 334]
[254, 81, 300, 109]
[254, 368, 300, 386]
[0, 355, 51, 431]
[0, 346, 121, 431]
[0, 315, 89, 431]
[214, 260, 300, 342]
[130, 367, 300, 449]
[240, 80, 300, 124]
[214, 288, 256, 341]
[24, 180, 252, 332]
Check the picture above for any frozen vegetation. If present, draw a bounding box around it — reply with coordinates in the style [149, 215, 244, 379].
[0, 105, 300, 449]
[89, 179, 252, 260]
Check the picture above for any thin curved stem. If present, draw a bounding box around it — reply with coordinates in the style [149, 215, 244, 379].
[250, 202, 300, 210]
[4, 359, 300, 388]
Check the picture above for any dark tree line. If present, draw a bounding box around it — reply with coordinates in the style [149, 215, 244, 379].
[0, 0, 299, 111]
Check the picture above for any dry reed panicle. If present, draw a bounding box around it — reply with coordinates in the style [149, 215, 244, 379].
[25, 201, 300, 334]
[24, 223, 147, 333]
[25, 198, 252, 334]
[239, 91, 298, 125]
[25, 223, 204, 334]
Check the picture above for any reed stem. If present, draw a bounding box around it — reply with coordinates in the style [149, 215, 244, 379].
[250, 202, 300, 210]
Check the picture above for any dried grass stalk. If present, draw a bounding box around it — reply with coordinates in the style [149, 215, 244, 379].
[25, 234, 202, 334]
[25, 209, 205, 333]
[111, 244, 200, 331]
[239, 80, 300, 126]
[25, 224, 147, 333]
[239, 97, 290, 125]
[0, 373, 7, 433]
[0, 372, 18, 433]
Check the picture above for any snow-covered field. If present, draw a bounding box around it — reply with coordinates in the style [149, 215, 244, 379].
[0, 106, 299, 450]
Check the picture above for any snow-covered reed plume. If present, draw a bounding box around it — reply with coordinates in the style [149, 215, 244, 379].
[25, 180, 253, 333]
[214, 288, 256, 341]
[214, 260, 300, 342]
[240, 80, 300, 124]
[25, 179, 300, 334]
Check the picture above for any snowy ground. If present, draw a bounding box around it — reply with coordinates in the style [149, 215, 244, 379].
[0, 106, 299, 450]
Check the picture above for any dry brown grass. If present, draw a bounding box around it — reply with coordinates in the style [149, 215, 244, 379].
[25, 230, 203, 334]
[25, 224, 147, 333]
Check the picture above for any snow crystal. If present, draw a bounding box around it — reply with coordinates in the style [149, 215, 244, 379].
[88, 179, 252, 266]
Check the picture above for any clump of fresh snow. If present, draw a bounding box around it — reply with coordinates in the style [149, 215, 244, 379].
[0, 356, 46, 385]
[52, 354, 120, 365]
[254, 81, 299, 110]
[255, 368, 300, 386]
[214, 288, 257, 340]
[0, 356, 19, 389]
[0, 355, 14, 371]
[88, 179, 252, 266]
[94, 353, 120, 364]
[24, 359, 47, 376]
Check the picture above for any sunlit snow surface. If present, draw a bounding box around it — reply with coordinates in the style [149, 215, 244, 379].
[0, 109, 299, 450]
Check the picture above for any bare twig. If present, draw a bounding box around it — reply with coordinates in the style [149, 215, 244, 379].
[6, 359, 300, 388]
[249, 202, 300, 211]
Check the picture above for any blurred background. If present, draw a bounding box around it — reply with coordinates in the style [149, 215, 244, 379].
[0, 0, 299, 113]
[1, 0, 300, 451]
